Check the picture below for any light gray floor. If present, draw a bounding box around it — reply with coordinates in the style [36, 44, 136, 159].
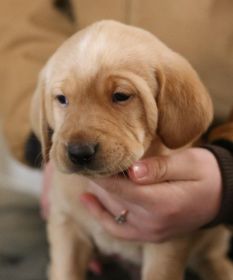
[0, 188, 48, 280]
[0, 129, 47, 280]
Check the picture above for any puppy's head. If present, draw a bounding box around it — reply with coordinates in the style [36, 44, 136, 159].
[31, 20, 213, 176]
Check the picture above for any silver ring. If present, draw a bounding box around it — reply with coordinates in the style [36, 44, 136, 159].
[115, 209, 129, 224]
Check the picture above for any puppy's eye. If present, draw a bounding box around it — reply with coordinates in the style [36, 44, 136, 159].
[56, 94, 68, 106]
[112, 92, 131, 103]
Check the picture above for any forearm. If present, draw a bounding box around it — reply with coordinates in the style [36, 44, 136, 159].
[203, 112, 233, 226]
[204, 143, 233, 226]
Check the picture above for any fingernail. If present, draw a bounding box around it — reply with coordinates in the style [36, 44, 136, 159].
[131, 162, 148, 179]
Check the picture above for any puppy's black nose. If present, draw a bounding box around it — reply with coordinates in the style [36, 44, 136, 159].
[67, 143, 98, 166]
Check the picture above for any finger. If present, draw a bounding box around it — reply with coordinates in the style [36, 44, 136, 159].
[129, 148, 204, 184]
[92, 177, 145, 204]
[80, 192, 141, 224]
[80, 193, 142, 241]
[87, 184, 149, 220]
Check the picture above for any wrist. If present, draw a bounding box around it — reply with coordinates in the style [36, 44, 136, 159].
[202, 144, 233, 227]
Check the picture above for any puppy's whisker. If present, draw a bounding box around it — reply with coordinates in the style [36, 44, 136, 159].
[119, 153, 137, 172]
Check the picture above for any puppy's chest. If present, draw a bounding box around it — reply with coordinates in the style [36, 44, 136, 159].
[88, 223, 142, 265]
[52, 172, 142, 265]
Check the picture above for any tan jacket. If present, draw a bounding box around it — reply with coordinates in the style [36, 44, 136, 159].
[0, 0, 232, 163]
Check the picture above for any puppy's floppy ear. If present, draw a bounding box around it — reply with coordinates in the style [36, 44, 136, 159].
[30, 70, 52, 163]
[156, 52, 213, 148]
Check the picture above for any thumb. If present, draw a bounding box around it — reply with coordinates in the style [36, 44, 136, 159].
[128, 156, 169, 184]
[128, 149, 200, 184]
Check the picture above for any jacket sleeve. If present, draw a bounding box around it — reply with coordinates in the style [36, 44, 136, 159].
[0, 0, 74, 164]
[203, 109, 233, 226]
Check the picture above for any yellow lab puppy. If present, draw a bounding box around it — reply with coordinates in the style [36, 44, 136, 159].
[31, 21, 233, 280]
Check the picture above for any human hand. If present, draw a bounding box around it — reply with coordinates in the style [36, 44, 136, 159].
[80, 148, 222, 242]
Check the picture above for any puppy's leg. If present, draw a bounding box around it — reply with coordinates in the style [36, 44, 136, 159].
[142, 240, 191, 280]
[195, 258, 233, 280]
[191, 227, 233, 280]
[48, 215, 92, 280]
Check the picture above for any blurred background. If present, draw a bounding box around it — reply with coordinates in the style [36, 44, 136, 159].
[0, 0, 232, 279]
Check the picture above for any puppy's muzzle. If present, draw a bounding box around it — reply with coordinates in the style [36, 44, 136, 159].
[67, 143, 98, 167]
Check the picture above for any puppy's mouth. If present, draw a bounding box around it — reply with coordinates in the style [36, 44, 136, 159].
[55, 141, 138, 177]
[67, 165, 129, 178]
[117, 170, 129, 178]
[61, 154, 132, 177]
